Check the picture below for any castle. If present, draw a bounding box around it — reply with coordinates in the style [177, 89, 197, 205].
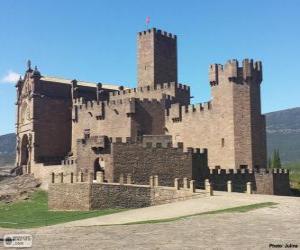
[15, 28, 289, 196]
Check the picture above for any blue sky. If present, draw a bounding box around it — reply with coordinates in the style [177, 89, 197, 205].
[0, 0, 299, 135]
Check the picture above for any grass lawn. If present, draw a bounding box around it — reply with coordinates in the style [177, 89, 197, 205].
[0, 190, 125, 229]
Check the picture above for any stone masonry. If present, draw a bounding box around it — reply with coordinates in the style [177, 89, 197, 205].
[208, 168, 290, 195]
[48, 174, 203, 211]
[14, 27, 289, 196]
[74, 135, 208, 187]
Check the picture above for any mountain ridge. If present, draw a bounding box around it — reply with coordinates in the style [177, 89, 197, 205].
[265, 107, 300, 163]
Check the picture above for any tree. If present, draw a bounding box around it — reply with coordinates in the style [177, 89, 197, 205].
[267, 157, 272, 169]
[276, 149, 282, 168]
[272, 149, 282, 168]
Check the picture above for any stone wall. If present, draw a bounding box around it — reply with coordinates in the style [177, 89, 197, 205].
[131, 99, 166, 136]
[48, 179, 203, 211]
[33, 96, 72, 163]
[208, 169, 255, 192]
[150, 186, 196, 205]
[73, 135, 208, 186]
[208, 168, 290, 195]
[273, 170, 291, 195]
[109, 83, 190, 106]
[90, 183, 151, 209]
[111, 141, 208, 186]
[75, 136, 113, 182]
[31, 162, 76, 189]
[71, 98, 166, 155]
[71, 99, 131, 155]
[48, 183, 91, 211]
[142, 135, 172, 147]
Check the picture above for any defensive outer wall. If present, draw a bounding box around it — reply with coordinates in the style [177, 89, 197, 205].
[48, 173, 205, 211]
[48, 168, 290, 211]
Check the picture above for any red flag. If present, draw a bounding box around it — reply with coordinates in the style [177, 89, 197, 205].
[146, 16, 150, 25]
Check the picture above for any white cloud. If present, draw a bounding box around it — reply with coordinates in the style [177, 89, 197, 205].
[1, 70, 20, 84]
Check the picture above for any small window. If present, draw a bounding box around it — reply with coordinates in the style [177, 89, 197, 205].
[84, 129, 90, 139]
[240, 165, 248, 169]
[221, 138, 225, 147]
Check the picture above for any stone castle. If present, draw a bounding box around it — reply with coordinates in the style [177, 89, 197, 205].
[15, 28, 289, 196]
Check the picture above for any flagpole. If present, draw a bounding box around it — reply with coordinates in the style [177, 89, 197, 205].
[146, 16, 150, 30]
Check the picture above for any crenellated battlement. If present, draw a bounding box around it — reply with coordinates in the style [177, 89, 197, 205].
[109, 136, 207, 155]
[109, 82, 189, 100]
[74, 97, 162, 111]
[209, 168, 289, 175]
[182, 102, 212, 113]
[61, 158, 77, 166]
[108, 97, 161, 106]
[207, 167, 290, 195]
[138, 28, 177, 40]
[72, 97, 164, 124]
[166, 101, 212, 123]
[73, 96, 108, 106]
[109, 82, 190, 96]
[209, 59, 263, 86]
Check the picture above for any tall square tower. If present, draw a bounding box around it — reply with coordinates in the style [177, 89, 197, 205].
[137, 28, 177, 87]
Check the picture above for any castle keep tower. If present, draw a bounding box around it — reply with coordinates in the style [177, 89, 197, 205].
[137, 28, 177, 87]
[166, 58, 267, 169]
[209, 59, 266, 169]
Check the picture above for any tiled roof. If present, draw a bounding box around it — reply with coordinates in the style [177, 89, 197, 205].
[41, 76, 124, 91]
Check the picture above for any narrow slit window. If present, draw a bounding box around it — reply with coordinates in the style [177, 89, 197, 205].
[84, 129, 90, 139]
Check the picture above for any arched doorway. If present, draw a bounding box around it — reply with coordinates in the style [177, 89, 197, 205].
[94, 157, 104, 180]
[20, 134, 29, 173]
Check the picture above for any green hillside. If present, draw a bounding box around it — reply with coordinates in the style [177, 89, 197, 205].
[0, 133, 15, 167]
[266, 107, 300, 163]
